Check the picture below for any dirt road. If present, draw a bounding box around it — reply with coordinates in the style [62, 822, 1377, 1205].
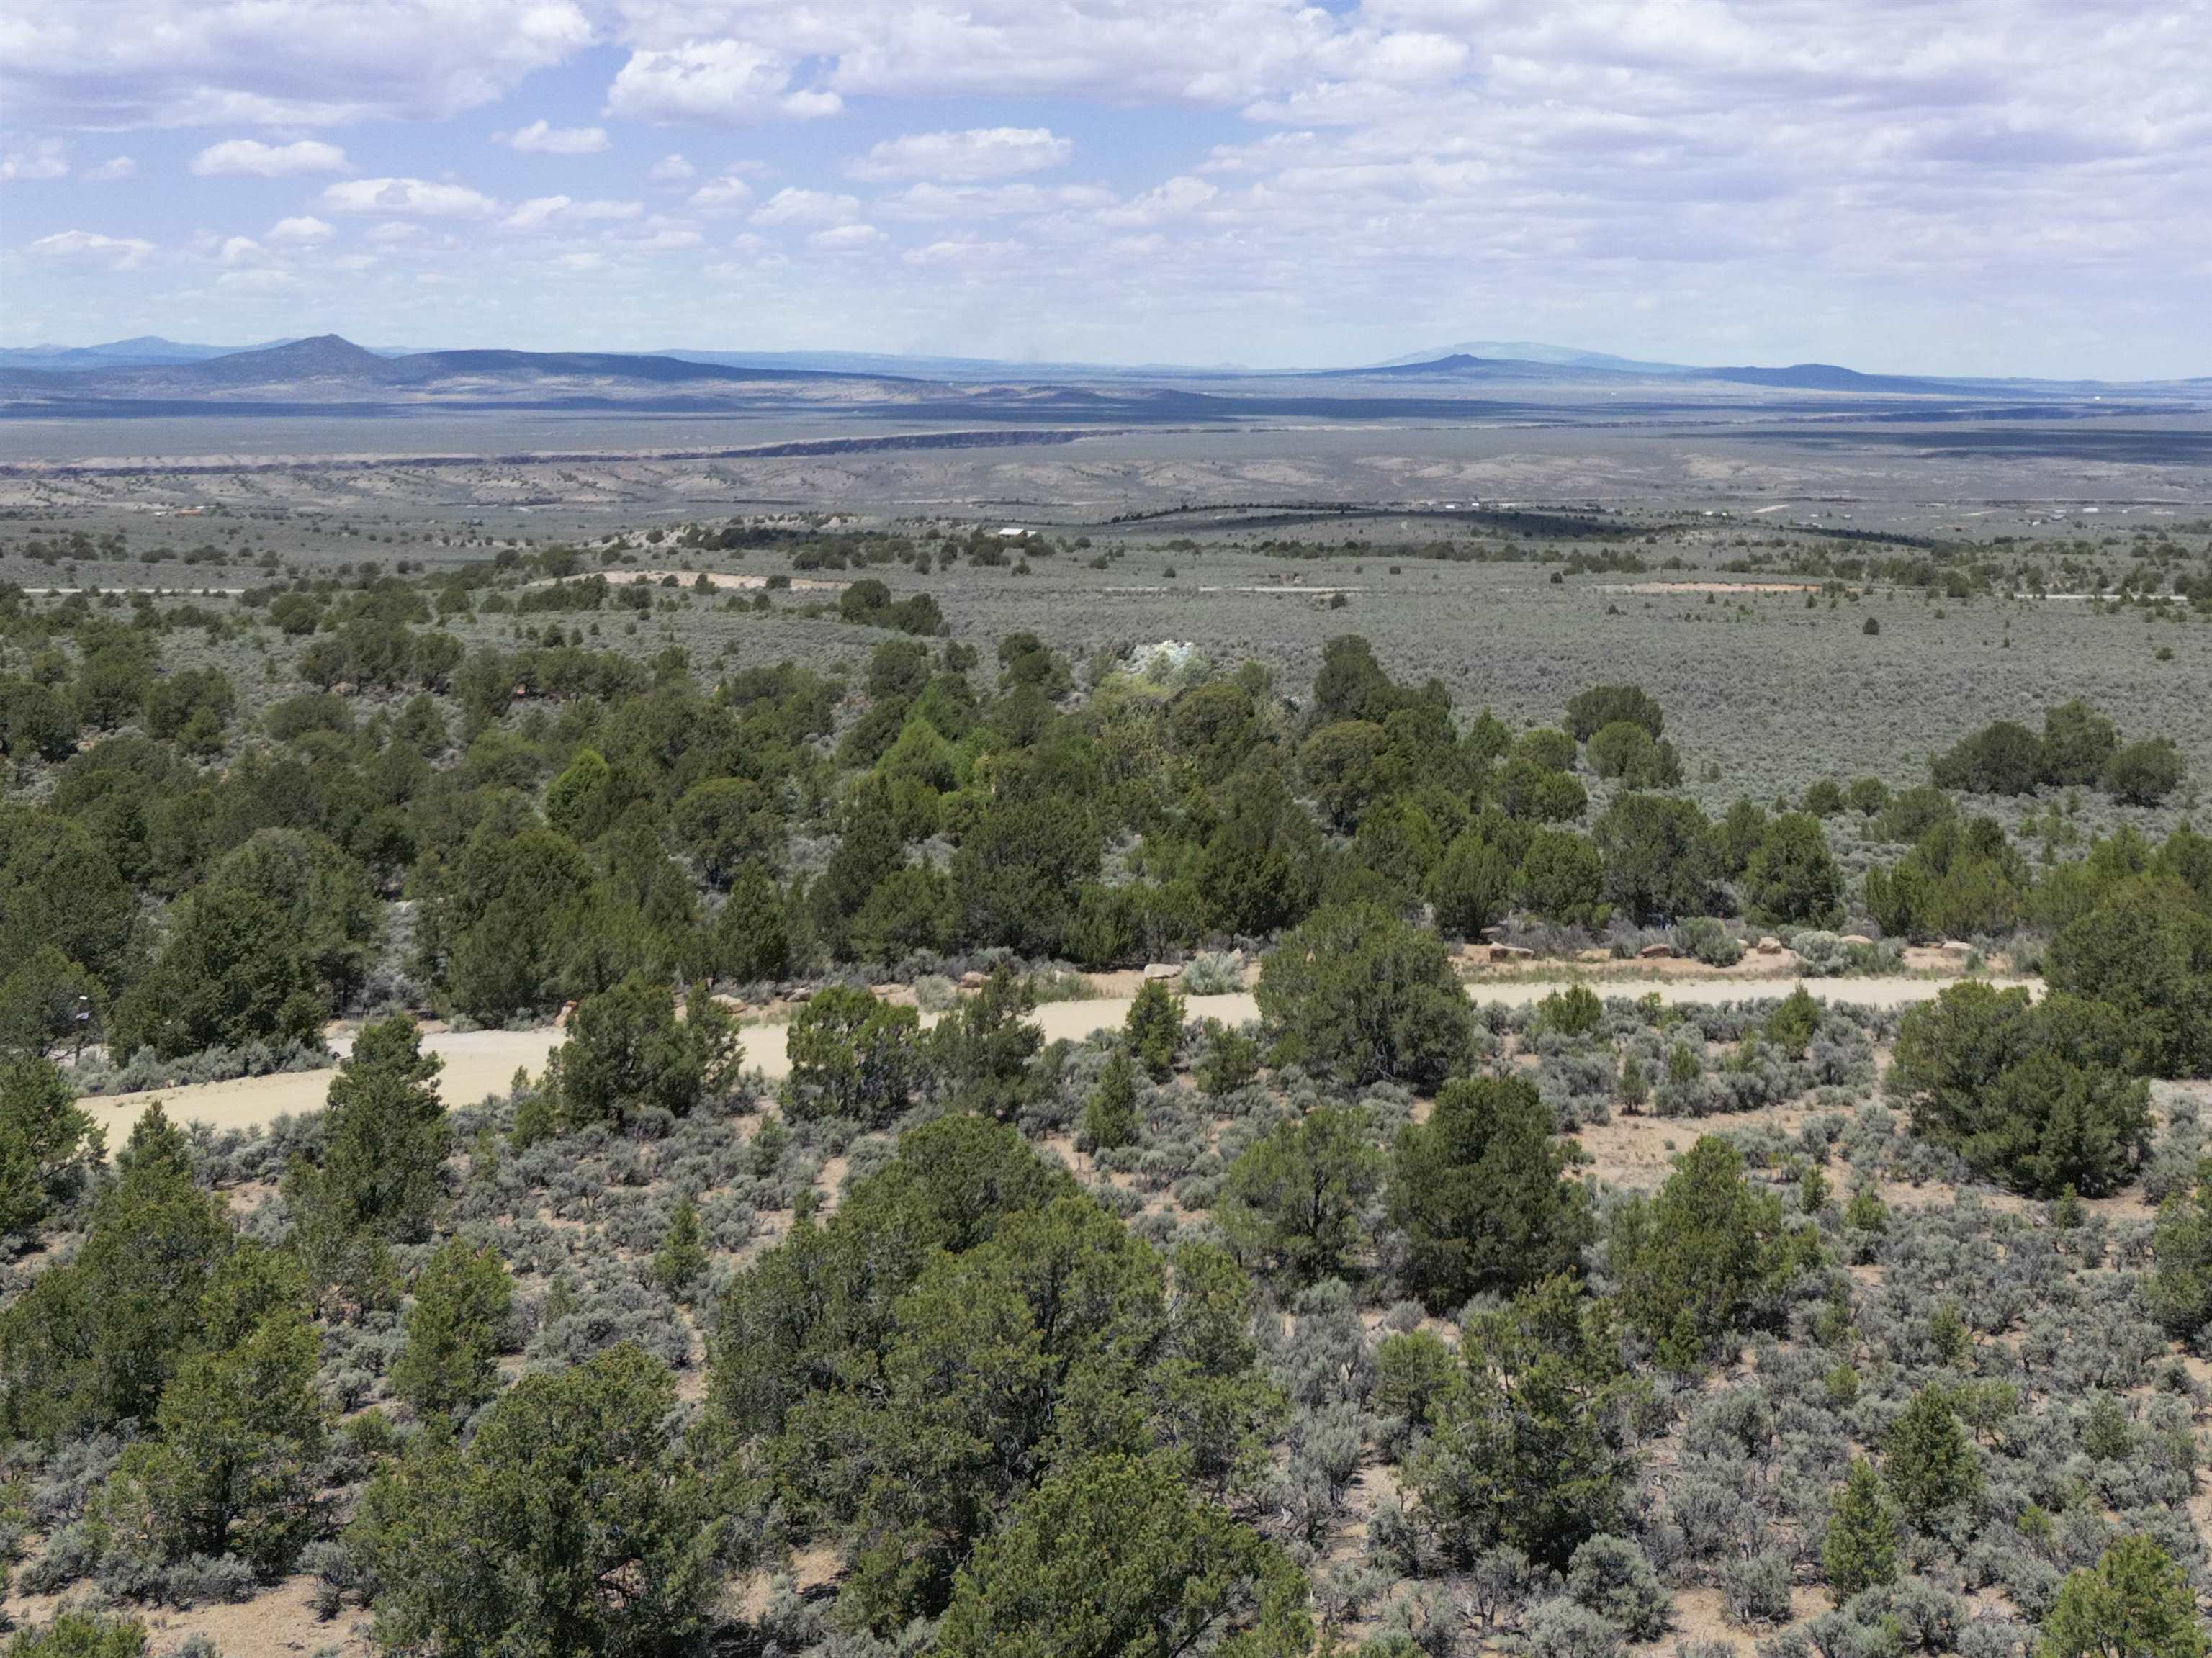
[79, 1026, 565, 1145]
[84, 973, 2031, 1142]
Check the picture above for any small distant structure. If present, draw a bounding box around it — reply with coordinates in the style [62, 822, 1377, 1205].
[997, 525, 1028, 539]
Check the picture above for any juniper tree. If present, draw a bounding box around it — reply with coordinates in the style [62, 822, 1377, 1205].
[782, 983, 922, 1128]
[653, 1194, 709, 1299]
[1255, 901, 1473, 1091]
[931, 963, 1041, 1118]
[0, 1055, 99, 1238]
[2040, 1534, 2206, 1658]
[1606, 1136, 1819, 1369]
[1217, 1103, 1385, 1285]
[2149, 1159, 2212, 1342]
[1125, 976, 1186, 1081]
[547, 974, 741, 1130]
[1389, 1074, 1594, 1315]
[1822, 1458, 1900, 1602]
[1410, 1276, 1643, 1571]
[936, 1453, 1312, 1658]
[1080, 1047, 1140, 1152]
[318, 1014, 450, 1243]
[103, 1299, 328, 1574]
[1883, 1387, 1982, 1529]
[390, 1239, 513, 1418]
[354, 1344, 714, 1656]
[0, 1106, 231, 1441]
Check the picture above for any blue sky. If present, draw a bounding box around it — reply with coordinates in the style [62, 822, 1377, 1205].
[2, 0, 2208, 377]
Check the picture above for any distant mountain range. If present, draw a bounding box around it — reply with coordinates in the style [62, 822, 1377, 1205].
[0, 333, 915, 410]
[1344, 345, 2177, 397]
[0, 333, 2201, 415]
[1372, 340, 1686, 373]
[0, 335, 288, 373]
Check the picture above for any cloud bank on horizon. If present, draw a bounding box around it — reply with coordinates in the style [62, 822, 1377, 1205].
[1, 0, 2207, 378]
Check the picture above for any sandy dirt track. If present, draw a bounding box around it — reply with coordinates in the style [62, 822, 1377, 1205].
[79, 1027, 567, 1145]
[84, 973, 2033, 1142]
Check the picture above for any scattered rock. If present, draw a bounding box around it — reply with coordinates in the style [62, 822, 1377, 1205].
[958, 970, 987, 988]
[1487, 944, 1536, 963]
[554, 999, 577, 1029]
[1479, 925, 1508, 942]
[786, 986, 814, 1004]
[1143, 962, 1183, 981]
[1754, 936, 1784, 954]
[1638, 942, 1677, 959]
[1840, 933, 1874, 946]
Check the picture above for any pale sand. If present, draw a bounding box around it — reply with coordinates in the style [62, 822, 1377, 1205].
[80, 1025, 568, 1145]
[86, 974, 2031, 1142]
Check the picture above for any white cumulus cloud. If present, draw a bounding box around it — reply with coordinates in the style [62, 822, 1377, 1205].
[629, 225, 704, 251]
[500, 118, 610, 154]
[688, 175, 752, 211]
[1, 138, 70, 180]
[809, 222, 886, 253]
[192, 138, 348, 177]
[1096, 176, 1218, 226]
[28, 229, 155, 270]
[750, 187, 860, 227]
[876, 181, 1115, 222]
[847, 127, 1072, 183]
[902, 238, 1016, 266]
[267, 215, 336, 243]
[1, 0, 593, 126]
[83, 156, 136, 181]
[320, 176, 498, 217]
[647, 153, 695, 180]
[503, 195, 642, 230]
[603, 39, 837, 123]
[604, 0, 1346, 109]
